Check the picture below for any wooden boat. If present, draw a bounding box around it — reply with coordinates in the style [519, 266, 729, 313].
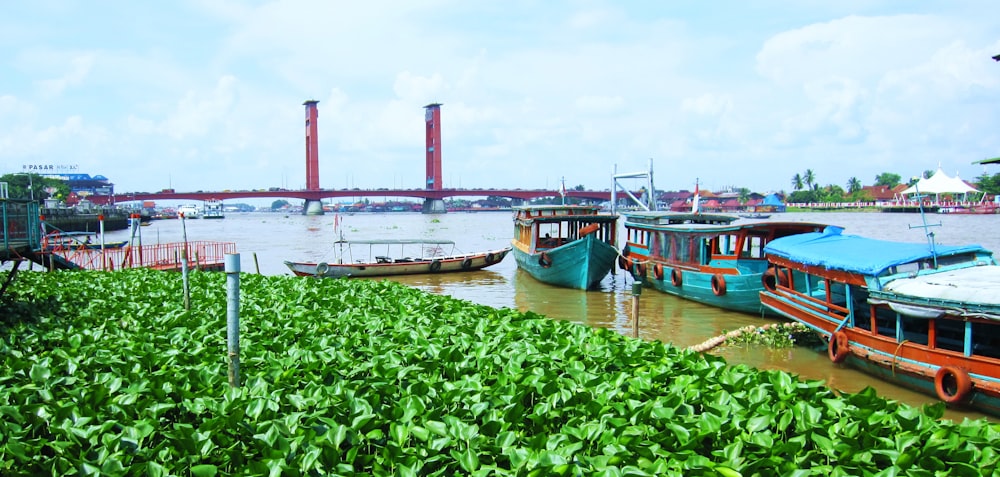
[620, 211, 825, 314]
[510, 205, 619, 290]
[738, 212, 771, 219]
[284, 239, 510, 278]
[760, 225, 1000, 416]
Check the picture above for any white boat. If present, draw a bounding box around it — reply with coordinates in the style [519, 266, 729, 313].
[203, 200, 224, 219]
[177, 204, 200, 219]
[284, 239, 511, 278]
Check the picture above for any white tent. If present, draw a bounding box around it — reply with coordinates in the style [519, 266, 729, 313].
[900, 167, 978, 201]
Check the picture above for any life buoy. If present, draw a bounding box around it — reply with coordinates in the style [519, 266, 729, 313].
[485, 253, 498, 264]
[934, 366, 973, 404]
[618, 255, 628, 270]
[711, 274, 727, 296]
[632, 262, 646, 278]
[429, 260, 442, 272]
[762, 269, 778, 292]
[827, 331, 850, 363]
[461, 258, 473, 270]
[579, 223, 600, 236]
[670, 268, 682, 287]
[538, 252, 552, 268]
[315, 262, 329, 275]
[653, 264, 664, 280]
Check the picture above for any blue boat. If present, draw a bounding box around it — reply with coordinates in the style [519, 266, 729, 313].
[621, 211, 825, 315]
[760, 225, 1000, 416]
[511, 205, 619, 290]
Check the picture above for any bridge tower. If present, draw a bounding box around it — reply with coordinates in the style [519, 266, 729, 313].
[422, 103, 446, 214]
[303, 100, 323, 215]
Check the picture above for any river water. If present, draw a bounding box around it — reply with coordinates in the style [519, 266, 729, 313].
[102, 210, 999, 422]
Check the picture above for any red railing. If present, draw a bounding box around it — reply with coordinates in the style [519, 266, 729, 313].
[48, 241, 236, 271]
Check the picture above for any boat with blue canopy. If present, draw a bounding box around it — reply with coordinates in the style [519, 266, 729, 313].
[760, 225, 1000, 416]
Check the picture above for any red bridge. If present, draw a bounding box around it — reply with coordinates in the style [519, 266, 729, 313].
[90, 187, 615, 205]
[90, 102, 620, 211]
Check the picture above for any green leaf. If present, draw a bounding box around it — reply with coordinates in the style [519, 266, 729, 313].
[190, 465, 218, 477]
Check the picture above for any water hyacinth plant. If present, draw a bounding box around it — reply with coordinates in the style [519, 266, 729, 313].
[0, 269, 998, 475]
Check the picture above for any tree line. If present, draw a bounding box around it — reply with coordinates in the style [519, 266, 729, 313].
[787, 169, 1000, 204]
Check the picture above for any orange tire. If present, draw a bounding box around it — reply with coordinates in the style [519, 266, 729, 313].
[711, 274, 727, 296]
[827, 331, 850, 363]
[935, 366, 973, 404]
[670, 268, 682, 287]
[653, 264, 664, 280]
[538, 252, 553, 268]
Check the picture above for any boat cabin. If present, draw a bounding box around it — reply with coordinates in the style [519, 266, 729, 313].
[512, 205, 618, 253]
[623, 212, 820, 270]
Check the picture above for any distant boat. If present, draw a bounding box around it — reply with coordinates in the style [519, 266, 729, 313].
[177, 204, 200, 219]
[620, 211, 825, 315]
[510, 205, 620, 290]
[284, 239, 510, 278]
[203, 200, 224, 219]
[760, 225, 1000, 416]
[738, 212, 771, 219]
[43, 231, 128, 250]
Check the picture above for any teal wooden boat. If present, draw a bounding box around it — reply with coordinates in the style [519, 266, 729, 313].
[621, 211, 825, 314]
[511, 205, 619, 290]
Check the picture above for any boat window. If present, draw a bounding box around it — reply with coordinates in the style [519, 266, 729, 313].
[850, 286, 872, 331]
[656, 232, 674, 261]
[936, 252, 979, 268]
[899, 317, 929, 346]
[716, 234, 738, 256]
[972, 322, 1000, 359]
[935, 320, 966, 354]
[875, 314, 895, 337]
[742, 234, 766, 259]
[828, 280, 847, 307]
[676, 236, 692, 263]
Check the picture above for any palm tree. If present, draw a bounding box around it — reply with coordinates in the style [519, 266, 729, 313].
[803, 169, 816, 190]
[847, 177, 862, 194]
[791, 173, 804, 191]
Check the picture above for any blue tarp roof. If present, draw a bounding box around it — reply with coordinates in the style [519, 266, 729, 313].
[763, 226, 990, 276]
[761, 194, 784, 206]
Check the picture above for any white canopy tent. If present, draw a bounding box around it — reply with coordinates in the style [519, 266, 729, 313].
[900, 167, 979, 202]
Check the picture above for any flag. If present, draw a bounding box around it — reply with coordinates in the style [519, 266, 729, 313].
[692, 182, 700, 213]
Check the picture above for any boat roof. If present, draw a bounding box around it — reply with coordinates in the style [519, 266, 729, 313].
[512, 205, 602, 211]
[333, 239, 456, 245]
[764, 226, 991, 276]
[623, 211, 738, 226]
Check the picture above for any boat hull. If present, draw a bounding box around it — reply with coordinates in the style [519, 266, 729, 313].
[512, 235, 618, 290]
[641, 267, 768, 315]
[284, 247, 510, 278]
[762, 290, 1000, 417]
[760, 227, 1000, 417]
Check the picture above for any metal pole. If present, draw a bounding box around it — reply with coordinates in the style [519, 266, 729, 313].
[181, 213, 190, 310]
[253, 252, 260, 274]
[225, 253, 241, 387]
[99, 214, 106, 271]
[631, 282, 642, 338]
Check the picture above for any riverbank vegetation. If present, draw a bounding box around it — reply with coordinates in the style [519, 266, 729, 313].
[2, 269, 998, 475]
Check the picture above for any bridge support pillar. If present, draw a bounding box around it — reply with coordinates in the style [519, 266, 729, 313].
[422, 198, 446, 214]
[303, 200, 324, 216]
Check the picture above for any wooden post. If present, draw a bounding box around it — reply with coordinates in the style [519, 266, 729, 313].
[631, 282, 642, 338]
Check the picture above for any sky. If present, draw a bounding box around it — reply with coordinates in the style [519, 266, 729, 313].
[2, 1, 1000, 197]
